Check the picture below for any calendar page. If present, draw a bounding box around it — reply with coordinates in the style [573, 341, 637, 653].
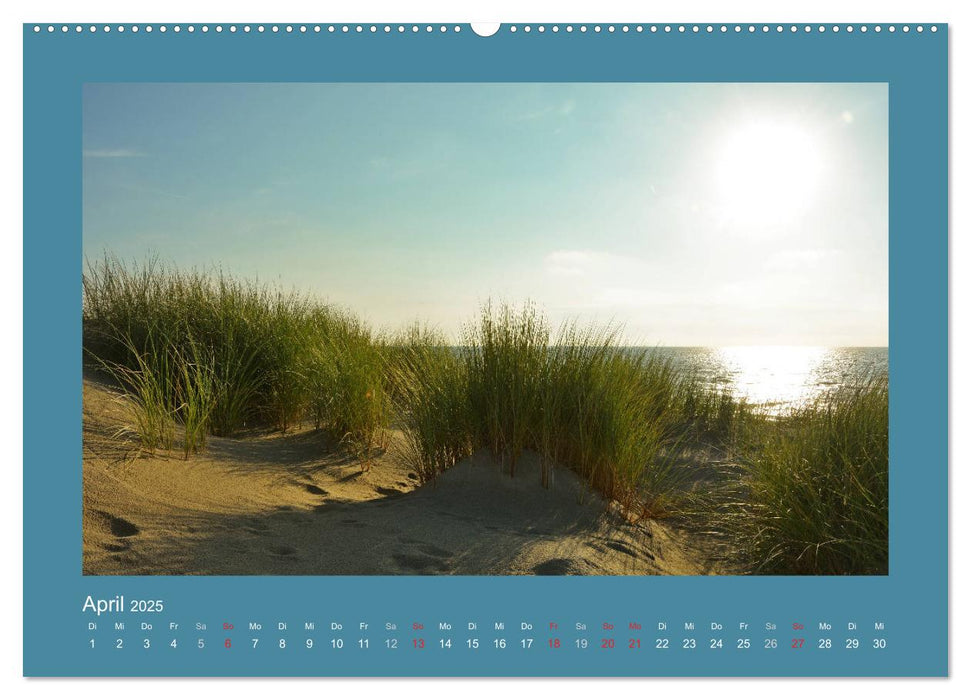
[22, 19, 947, 677]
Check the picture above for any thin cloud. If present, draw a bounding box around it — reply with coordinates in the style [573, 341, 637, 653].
[544, 249, 647, 278]
[764, 248, 840, 272]
[118, 182, 189, 200]
[83, 149, 146, 158]
[513, 99, 577, 122]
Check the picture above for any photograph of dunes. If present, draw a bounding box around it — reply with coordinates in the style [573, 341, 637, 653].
[82, 83, 888, 576]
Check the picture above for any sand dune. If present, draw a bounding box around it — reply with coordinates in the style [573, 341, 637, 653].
[82, 377, 715, 576]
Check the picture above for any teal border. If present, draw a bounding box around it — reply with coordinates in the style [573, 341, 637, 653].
[23, 23, 948, 676]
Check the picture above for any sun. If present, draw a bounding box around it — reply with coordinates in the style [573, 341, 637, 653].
[713, 120, 823, 228]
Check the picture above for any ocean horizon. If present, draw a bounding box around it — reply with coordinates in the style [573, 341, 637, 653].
[644, 345, 887, 411]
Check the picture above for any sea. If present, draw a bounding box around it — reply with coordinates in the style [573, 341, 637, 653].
[646, 347, 888, 414]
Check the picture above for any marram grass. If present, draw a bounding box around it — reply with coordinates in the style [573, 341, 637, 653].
[386, 324, 473, 482]
[398, 302, 748, 517]
[727, 376, 889, 575]
[83, 254, 388, 461]
[83, 257, 888, 574]
[96, 328, 215, 459]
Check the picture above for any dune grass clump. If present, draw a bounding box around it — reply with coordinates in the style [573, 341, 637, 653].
[104, 334, 178, 453]
[462, 302, 549, 477]
[206, 328, 264, 438]
[171, 338, 217, 457]
[84, 255, 315, 434]
[315, 320, 392, 468]
[730, 376, 889, 574]
[455, 303, 699, 516]
[387, 325, 473, 482]
[677, 383, 752, 443]
[83, 256, 394, 461]
[99, 329, 216, 459]
[386, 302, 753, 516]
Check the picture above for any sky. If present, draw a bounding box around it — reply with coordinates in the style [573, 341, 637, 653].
[83, 82, 888, 346]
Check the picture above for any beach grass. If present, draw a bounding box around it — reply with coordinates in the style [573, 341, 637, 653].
[95, 328, 215, 458]
[83, 256, 888, 574]
[316, 319, 392, 468]
[100, 331, 178, 454]
[395, 303, 745, 517]
[83, 255, 386, 455]
[85, 254, 311, 434]
[727, 376, 889, 575]
[386, 324, 474, 482]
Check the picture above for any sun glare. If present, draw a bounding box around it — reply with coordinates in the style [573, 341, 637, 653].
[714, 121, 823, 228]
[717, 345, 828, 409]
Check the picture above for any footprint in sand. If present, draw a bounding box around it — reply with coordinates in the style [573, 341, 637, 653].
[269, 545, 298, 557]
[374, 486, 405, 498]
[304, 484, 328, 496]
[532, 558, 583, 575]
[603, 540, 637, 557]
[100, 514, 139, 538]
[392, 552, 450, 573]
[389, 542, 453, 573]
[241, 518, 270, 534]
[417, 543, 453, 558]
[603, 539, 655, 561]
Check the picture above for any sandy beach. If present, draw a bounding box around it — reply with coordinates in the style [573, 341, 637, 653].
[83, 375, 718, 576]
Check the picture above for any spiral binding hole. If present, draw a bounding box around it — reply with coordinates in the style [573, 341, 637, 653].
[30, 22, 943, 37]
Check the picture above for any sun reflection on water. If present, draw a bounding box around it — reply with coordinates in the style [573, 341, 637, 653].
[715, 346, 829, 410]
[649, 346, 887, 413]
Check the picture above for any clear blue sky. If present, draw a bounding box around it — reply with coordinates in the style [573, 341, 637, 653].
[83, 82, 888, 345]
